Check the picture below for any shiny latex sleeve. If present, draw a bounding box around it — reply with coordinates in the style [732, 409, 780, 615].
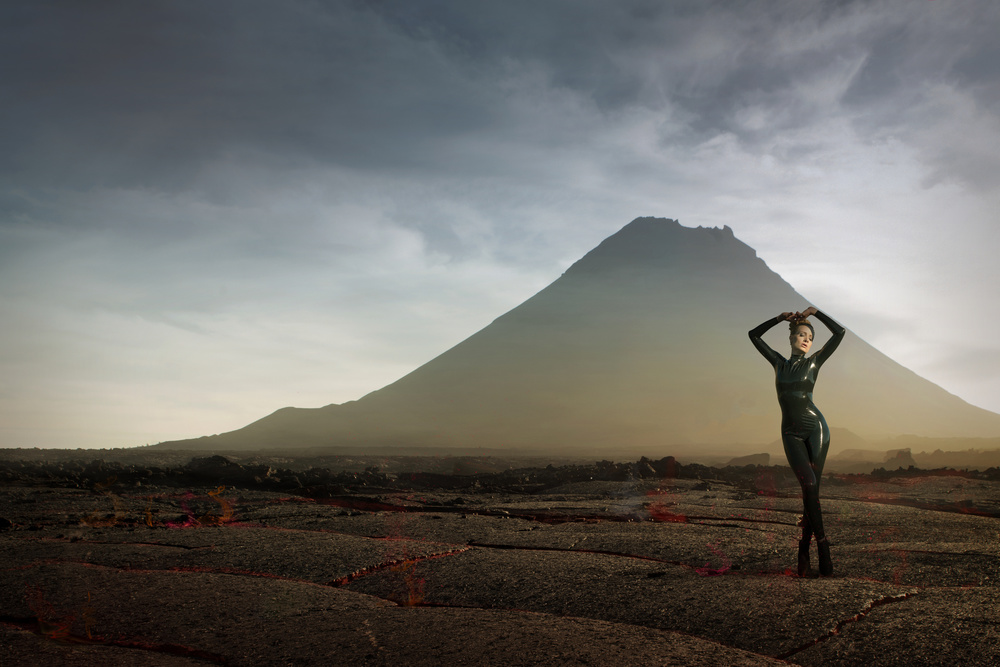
[748, 315, 784, 367]
[809, 310, 845, 368]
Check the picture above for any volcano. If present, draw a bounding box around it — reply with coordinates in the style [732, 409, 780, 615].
[158, 218, 1000, 456]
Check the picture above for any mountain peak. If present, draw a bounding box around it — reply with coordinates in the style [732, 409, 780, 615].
[618, 216, 733, 238]
[566, 217, 748, 277]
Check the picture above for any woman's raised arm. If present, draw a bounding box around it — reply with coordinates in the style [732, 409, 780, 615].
[748, 313, 792, 366]
[810, 309, 845, 366]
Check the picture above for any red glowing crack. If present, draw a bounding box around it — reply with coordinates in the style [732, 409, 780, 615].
[328, 547, 471, 589]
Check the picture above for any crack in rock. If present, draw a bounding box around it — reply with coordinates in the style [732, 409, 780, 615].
[327, 547, 471, 587]
[468, 541, 682, 565]
[10, 558, 363, 591]
[464, 542, 738, 577]
[0, 617, 227, 664]
[24, 536, 213, 550]
[776, 591, 918, 660]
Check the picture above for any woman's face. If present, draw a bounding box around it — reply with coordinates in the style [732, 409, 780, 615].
[790, 325, 813, 356]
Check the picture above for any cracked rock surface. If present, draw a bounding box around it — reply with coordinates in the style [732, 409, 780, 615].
[1, 457, 999, 665]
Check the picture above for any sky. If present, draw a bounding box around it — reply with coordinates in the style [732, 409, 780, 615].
[2, 0, 999, 449]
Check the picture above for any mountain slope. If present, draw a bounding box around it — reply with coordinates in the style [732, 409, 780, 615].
[159, 218, 1000, 455]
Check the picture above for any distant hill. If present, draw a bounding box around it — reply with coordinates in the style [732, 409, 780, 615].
[156, 218, 1000, 457]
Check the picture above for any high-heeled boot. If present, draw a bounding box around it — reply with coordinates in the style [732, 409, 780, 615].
[798, 537, 811, 577]
[817, 537, 833, 577]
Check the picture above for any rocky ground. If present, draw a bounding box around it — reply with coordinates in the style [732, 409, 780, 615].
[1, 455, 999, 665]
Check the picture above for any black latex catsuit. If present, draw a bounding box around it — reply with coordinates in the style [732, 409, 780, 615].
[748, 311, 844, 571]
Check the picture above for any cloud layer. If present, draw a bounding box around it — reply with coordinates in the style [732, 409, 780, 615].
[2, 0, 999, 447]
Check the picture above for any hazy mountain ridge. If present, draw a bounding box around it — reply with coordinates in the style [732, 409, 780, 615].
[157, 218, 1000, 455]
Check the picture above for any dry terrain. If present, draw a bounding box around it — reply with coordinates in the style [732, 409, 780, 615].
[1, 455, 999, 665]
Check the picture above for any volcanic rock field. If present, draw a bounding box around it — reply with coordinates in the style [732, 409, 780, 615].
[2, 453, 999, 665]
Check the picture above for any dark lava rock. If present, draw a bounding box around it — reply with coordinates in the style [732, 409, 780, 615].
[185, 455, 246, 479]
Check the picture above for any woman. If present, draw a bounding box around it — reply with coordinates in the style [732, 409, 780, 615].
[748, 306, 845, 576]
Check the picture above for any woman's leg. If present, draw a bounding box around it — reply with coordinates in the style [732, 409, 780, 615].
[782, 433, 826, 542]
[811, 419, 831, 493]
[812, 423, 833, 575]
[797, 519, 812, 576]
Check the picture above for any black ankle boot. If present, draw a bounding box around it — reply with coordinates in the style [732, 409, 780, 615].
[798, 537, 811, 577]
[817, 537, 833, 577]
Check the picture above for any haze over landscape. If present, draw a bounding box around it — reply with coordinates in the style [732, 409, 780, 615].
[160, 218, 1000, 458]
[3, 1, 1000, 450]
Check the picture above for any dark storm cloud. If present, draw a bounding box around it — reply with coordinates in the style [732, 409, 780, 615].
[366, 0, 1000, 144]
[5, 0, 999, 292]
[4, 0, 999, 199]
[0, 0, 500, 193]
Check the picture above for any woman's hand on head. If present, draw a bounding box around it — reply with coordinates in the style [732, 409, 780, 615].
[799, 307, 818, 318]
[780, 312, 795, 321]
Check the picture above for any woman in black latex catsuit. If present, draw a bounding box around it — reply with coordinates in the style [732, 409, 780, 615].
[749, 306, 844, 577]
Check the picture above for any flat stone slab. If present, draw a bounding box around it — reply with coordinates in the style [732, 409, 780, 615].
[1, 525, 464, 585]
[344, 545, 915, 658]
[1, 562, 781, 666]
[1, 475, 998, 665]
